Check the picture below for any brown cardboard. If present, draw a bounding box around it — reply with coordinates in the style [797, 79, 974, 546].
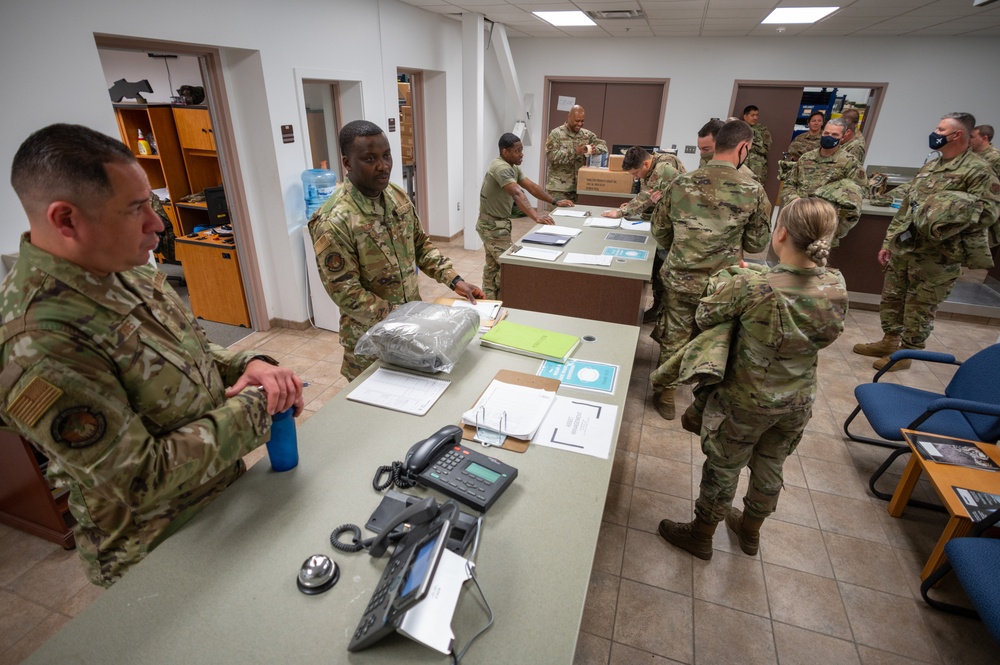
[577, 166, 634, 194]
[608, 154, 625, 171]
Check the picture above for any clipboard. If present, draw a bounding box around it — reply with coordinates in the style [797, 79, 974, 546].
[457, 369, 561, 453]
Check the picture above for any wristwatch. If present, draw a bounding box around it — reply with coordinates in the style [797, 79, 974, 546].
[449, 275, 463, 290]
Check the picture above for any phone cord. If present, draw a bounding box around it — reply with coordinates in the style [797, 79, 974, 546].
[372, 461, 417, 492]
[330, 524, 374, 553]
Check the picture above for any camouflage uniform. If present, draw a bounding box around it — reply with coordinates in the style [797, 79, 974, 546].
[693, 264, 848, 524]
[976, 145, 1000, 180]
[0, 235, 271, 587]
[786, 132, 821, 161]
[650, 160, 772, 366]
[477, 156, 524, 299]
[878, 149, 1000, 349]
[621, 152, 686, 220]
[842, 136, 866, 165]
[747, 123, 772, 183]
[544, 123, 608, 200]
[309, 180, 460, 380]
[782, 147, 867, 244]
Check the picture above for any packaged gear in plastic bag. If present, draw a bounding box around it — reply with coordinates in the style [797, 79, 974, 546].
[355, 302, 480, 373]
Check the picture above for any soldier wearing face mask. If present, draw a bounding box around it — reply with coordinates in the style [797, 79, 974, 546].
[853, 112, 1000, 371]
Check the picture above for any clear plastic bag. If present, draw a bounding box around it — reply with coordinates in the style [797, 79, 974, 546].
[355, 302, 480, 373]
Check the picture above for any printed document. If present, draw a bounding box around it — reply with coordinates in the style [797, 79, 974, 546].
[511, 245, 562, 261]
[584, 217, 621, 228]
[461, 380, 556, 440]
[534, 225, 582, 237]
[346, 367, 450, 416]
[563, 253, 614, 266]
[533, 396, 618, 459]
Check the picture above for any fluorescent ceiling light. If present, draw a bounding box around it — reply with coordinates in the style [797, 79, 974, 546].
[533, 11, 596, 27]
[762, 7, 839, 24]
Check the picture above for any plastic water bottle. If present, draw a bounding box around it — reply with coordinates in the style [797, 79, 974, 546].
[302, 162, 338, 218]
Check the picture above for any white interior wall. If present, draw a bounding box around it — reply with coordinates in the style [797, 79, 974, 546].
[97, 50, 203, 103]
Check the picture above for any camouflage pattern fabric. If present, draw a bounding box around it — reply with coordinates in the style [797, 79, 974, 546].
[544, 123, 607, 196]
[978, 145, 1000, 180]
[476, 156, 525, 299]
[309, 180, 460, 380]
[811, 179, 865, 248]
[783, 148, 866, 246]
[0, 235, 271, 587]
[621, 152, 686, 220]
[651, 160, 772, 361]
[878, 148, 1000, 345]
[746, 123, 772, 182]
[692, 263, 848, 524]
[476, 213, 511, 300]
[151, 193, 176, 264]
[842, 137, 866, 165]
[786, 132, 820, 161]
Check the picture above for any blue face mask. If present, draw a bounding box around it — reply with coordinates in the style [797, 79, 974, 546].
[928, 131, 950, 150]
[820, 135, 840, 150]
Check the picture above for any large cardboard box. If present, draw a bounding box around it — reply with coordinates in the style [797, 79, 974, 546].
[608, 154, 625, 171]
[577, 167, 634, 194]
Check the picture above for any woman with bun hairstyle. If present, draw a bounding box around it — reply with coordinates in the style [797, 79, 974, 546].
[659, 197, 849, 560]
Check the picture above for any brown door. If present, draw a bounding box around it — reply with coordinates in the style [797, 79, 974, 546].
[731, 85, 804, 205]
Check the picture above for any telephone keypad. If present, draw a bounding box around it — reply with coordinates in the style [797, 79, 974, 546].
[417, 443, 518, 512]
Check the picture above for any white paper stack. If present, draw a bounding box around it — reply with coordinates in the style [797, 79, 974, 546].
[461, 380, 556, 440]
[534, 225, 582, 237]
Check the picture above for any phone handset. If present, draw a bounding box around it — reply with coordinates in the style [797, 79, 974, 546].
[405, 425, 463, 473]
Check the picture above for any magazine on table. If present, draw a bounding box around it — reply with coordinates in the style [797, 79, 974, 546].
[903, 430, 1000, 471]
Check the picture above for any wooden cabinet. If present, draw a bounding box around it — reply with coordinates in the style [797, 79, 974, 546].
[0, 428, 75, 549]
[172, 106, 222, 196]
[174, 232, 251, 327]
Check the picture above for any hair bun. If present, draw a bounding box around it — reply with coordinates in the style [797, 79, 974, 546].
[807, 239, 831, 266]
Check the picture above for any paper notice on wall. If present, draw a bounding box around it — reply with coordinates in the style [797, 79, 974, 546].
[556, 96, 576, 112]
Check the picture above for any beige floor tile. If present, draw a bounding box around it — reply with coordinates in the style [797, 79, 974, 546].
[823, 532, 912, 597]
[768, 483, 819, 529]
[839, 582, 942, 662]
[572, 631, 611, 665]
[633, 454, 692, 500]
[580, 570, 620, 640]
[764, 563, 853, 640]
[0, 530, 61, 588]
[916, 602, 999, 665]
[692, 549, 769, 618]
[857, 645, 935, 665]
[616, 421, 641, 453]
[801, 457, 871, 501]
[610, 449, 637, 486]
[0, 590, 52, 652]
[6, 548, 90, 611]
[637, 425, 693, 464]
[613, 579, 693, 663]
[602, 481, 632, 526]
[620, 528, 692, 596]
[773, 622, 862, 665]
[693, 600, 777, 665]
[758, 520, 834, 578]
[811, 490, 891, 544]
[796, 429, 856, 466]
[627, 488, 692, 536]
[608, 641, 682, 664]
[593, 521, 626, 576]
[0, 611, 72, 665]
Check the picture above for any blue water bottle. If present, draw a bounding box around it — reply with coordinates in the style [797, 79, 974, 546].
[302, 162, 338, 218]
[266, 407, 299, 472]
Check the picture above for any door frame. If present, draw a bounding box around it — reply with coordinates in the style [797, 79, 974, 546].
[397, 69, 429, 227]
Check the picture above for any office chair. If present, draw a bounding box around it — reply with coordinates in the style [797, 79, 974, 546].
[843, 345, 1000, 507]
[920, 508, 1000, 646]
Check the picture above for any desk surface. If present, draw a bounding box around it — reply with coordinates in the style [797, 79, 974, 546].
[499, 204, 656, 281]
[26, 309, 639, 665]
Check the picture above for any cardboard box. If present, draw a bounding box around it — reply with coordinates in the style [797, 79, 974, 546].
[608, 154, 625, 171]
[397, 82, 411, 105]
[577, 167, 634, 194]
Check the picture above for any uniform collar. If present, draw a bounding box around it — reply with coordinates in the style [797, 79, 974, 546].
[773, 263, 824, 276]
[705, 159, 736, 170]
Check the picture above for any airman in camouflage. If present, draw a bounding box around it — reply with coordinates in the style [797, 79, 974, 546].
[840, 108, 867, 164]
[544, 105, 608, 202]
[786, 111, 825, 161]
[650, 121, 771, 419]
[1, 124, 303, 586]
[658, 198, 848, 560]
[782, 119, 867, 245]
[971, 124, 1000, 180]
[477, 133, 573, 299]
[310, 121, 484, 380]
[697, 119, 758, 179]
[743, 105, 772, 183]
[854, 113, 1000, 371]
[602, 147, 685, 221]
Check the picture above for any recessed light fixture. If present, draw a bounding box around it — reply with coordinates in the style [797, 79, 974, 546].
[762, 7, 839, 24]
[533, 11, 596, 27]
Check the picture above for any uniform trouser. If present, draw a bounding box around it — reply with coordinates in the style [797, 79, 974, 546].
[655, 289, 701, 367]
[650, 250, 666, 313]
[695, 392, 812, 525]
[878, 252, 962, 349]
[476, 214, 512, 300]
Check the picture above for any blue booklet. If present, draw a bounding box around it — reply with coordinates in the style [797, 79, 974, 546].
[537, 359, 618, 395]
[602, 246, 649, 261]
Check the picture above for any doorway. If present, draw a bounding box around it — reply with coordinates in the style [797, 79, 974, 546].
[397, 69, 429, 227]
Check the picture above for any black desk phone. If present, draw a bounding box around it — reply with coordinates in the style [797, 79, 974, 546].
[404, 425, 517, 512]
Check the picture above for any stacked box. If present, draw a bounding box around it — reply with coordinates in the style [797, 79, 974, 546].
[577, 167, 634, 193]
[399, 104, 414, 165]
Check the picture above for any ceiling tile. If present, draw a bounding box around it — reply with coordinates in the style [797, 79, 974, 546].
[573, 0, 643, 9]
[601, 25, 656, 35]
[640, 1, 709, 19]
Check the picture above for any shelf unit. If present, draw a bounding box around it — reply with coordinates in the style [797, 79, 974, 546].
[0, 428, 75, 549]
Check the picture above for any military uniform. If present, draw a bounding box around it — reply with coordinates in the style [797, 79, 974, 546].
[0, 235, 271, 587]
[747, 123, 772, 183]
[878, 149, 1000, 349]
[693, 264, 848, 524]
[786, 132, 820, 161]
[650, 160, 772, 366]
[544, 123, 607, 201]
[477, 156, 525, 299]
[309, 180, 460, 380]
[842, 136, 866, 165]
[976, 145, 1000, 180]
[620, 152, 685, 220]
[783, 147, 867, 244]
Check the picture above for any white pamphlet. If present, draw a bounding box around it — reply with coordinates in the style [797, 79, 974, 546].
[564, 253, 614, 266]
[532, 396, 618, 459]
[552, 209, 590, 218]
[620, 219, 651, 232]
[535, 225, 582, 237]
[511, 246, 562, 261]
[346, 367, 450, 416]
[584, 217, 621, 228]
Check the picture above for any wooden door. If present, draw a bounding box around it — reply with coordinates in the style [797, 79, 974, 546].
[731, 85, 805, 205]
[173, 107, 217, 151]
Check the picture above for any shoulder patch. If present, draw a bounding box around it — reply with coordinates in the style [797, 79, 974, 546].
[325, 252, 345, 273]
[113, 315, 141, 341]
[396, 200, 413, 216]
[313, 234, 331, 254]
[153, 270, 167, 291]
[51, 406, 107, 449]
[7, 377, 63, 427]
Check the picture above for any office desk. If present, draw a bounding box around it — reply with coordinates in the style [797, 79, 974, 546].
[26, 309, 639, 665]
[499, 205, 656, 326]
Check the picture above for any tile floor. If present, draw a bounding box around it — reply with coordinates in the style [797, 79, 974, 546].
[2, 221, 999, 664]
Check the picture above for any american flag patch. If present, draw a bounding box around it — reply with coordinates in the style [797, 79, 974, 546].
[7, 377, 63, 427]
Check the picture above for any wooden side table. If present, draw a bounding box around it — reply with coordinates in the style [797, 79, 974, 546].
[888, 429, 1000, 580]
[0, 428, 75, 549]
[174, 231, 251, 327]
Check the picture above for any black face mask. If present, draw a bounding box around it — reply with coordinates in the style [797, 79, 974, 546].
[736, 144, 749, 170]
[928, 131, 951, 150]
[820, 135, 840, 150]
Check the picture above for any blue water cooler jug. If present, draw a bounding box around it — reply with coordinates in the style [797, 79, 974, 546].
[302, 163, 338, 218]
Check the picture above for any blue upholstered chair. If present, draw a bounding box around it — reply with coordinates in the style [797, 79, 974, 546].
[843, 345, 1000, 506]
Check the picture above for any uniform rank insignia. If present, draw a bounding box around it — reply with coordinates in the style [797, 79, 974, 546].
[52, 406, 107, 449]
[8, 377, 63, 427]
[326, 252, 345, 273]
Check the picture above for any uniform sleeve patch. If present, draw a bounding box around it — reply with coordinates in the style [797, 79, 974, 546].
[7, 377, 63, 427]
[51, 406, 107, 449]
[313, 234, 331, 254]
[325, 252, 345, 273]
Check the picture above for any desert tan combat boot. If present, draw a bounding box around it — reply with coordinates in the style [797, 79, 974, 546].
[725, 508, 766, 556]
[873, 353, 912, 371]
[852, 334, 901, 358]
[653, 387, 676, 420]
[657, 517, 717, 560]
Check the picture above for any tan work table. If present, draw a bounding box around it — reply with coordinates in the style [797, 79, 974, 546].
[499, 204, 656, 326]
[26, 309, 639, 665]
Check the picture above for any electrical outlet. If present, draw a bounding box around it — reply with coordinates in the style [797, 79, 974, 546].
[685, 145, 696, 154]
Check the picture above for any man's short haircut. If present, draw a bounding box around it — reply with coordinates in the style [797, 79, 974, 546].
[339, 120, 384, 155]
[716, 120, 753, 152]
[841, 108, 860, 122]
[11, 123, 135, 210]
[742, 105, 759, 117]
[974, 124, 995, 142]
[698, 119, 724, 139]
[621, 146, 651, 171]
[809, 111, 826, 123]
[943, 112, 976, 135]
[498, 132, 521, 153]
[826, 118, 849, 133]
